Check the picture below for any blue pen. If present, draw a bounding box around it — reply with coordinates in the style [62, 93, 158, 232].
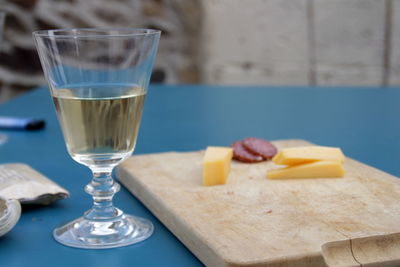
[0, 116, 45, 130]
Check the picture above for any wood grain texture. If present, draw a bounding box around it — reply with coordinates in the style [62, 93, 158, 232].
[117, 140, 400, 267]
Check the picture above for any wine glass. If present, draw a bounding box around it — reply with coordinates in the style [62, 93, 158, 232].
[33, 28, 160, 249]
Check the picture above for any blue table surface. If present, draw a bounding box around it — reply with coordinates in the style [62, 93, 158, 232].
[1, 84, 400, 266]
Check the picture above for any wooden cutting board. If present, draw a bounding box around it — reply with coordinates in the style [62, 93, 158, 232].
[117, 140, 400, 267]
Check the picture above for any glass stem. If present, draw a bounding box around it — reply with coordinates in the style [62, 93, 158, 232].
[84, 168, 121, 221]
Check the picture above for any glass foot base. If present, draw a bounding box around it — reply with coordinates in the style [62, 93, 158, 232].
[53, 214, 153, 249]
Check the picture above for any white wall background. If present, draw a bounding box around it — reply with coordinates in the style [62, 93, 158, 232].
[199, 0, 397, 86]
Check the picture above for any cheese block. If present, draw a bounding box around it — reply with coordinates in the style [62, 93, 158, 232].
[203, 147, 233, 186]
[272, 146, 345, 165]
[267, 160, 345, 179]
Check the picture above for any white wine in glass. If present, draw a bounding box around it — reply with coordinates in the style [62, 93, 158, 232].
[53, 84, 145, 167]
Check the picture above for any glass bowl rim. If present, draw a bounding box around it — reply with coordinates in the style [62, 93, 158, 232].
[32, 27, 161, 38]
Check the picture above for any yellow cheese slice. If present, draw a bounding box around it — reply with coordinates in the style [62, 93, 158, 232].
[267, 160, 345, 179]
[203, 146, 233, 186]
[272, 146, 345, 165]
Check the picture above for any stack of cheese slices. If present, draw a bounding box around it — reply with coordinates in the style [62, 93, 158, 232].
[267, 146, 345, 179]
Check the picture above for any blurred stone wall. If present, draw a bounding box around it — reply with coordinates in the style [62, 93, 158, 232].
[199, 0, 397, 86]
[0, 0, 201, 101]
[0, 0, 399, 103]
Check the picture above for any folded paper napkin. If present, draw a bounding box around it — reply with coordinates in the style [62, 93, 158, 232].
[0, 163, 69, 205]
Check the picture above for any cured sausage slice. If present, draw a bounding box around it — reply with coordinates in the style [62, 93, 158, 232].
[231, 141, 264, 163]
[242, 137, 277, 159]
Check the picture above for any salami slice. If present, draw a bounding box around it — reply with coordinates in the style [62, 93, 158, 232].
[242, 137, 277, 159]
[231, 141, 264, 163]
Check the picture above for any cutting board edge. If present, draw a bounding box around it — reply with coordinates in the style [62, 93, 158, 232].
[321, 232, 400, 266]
[117, 165, 226, 267]
[344, 156, 400, 188]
